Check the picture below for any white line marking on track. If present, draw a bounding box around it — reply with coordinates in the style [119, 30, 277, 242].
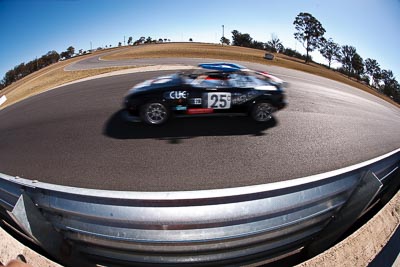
[0, 95, 7, 107]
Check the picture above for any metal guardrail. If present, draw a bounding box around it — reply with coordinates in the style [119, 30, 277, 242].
[0, 149, 399, 266]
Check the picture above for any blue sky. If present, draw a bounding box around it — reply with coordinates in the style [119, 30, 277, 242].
[1, 0, 399, 80]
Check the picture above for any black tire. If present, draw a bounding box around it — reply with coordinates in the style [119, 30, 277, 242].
[140, 102, 170, 125]
[251, 102, 274, 122]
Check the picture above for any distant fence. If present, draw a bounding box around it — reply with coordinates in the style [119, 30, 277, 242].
[0, 149, 399, 266]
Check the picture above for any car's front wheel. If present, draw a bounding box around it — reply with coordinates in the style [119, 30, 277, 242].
[140, 102, 169, 125]
[251, 102, 274, 122]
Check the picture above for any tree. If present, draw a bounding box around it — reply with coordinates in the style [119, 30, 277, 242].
[351, 53, 364, 79]
[339, 45, 357, 74]
[3, 69, 17, 86]
[293, 12, 326, 63]
[360, 74, 370, 85]
[381, 69, 394, 86]
[66, 46, 75, 58]
[365, 58, 381, 88]
[158, 38, 164, 42]
[380, 69, 399, 97]
[118, 42, 122, 47]
[127, 37, 133, 45]
[25, 60, 38, 73]
[40, 51, 60, 66]
[231, 30, 252, 47]
[60, 51, 69, 59]
[277, 43, 284, 53]
[267, 34, 283, 53]
[220, 36, 230, 45]
[189, 38, 193, 42]
[145, 37, 152, 43]
[373, 70, 383, 89]
[319, 38, 340, 69]
[134, 37, 146, 45]
[16, 63, 29, 79]
[252, 40, 264, 50]
[391, 80, 400, 102]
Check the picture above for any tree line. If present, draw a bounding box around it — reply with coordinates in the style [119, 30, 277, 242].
[0, 36, 175, 91]
[294, 12, 398, 100]
[0, 46, 78, 90]
[226, 30, 310, 61]
[226, 12, 399, 103]
[127, 36, 171, 46]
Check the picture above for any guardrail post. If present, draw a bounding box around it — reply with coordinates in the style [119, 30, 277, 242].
[305, 170, 383, 257]
[7, 192, 92, 266]
[8, 193, 64, 255]
[380, 167, 400, 205]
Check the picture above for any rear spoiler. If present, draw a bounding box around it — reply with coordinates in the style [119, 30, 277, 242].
[199, 63, 248, 72]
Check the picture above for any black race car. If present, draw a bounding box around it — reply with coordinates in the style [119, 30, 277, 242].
[123, 63, 286, 125]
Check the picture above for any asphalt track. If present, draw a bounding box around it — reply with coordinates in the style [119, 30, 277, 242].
[1, 56, 400, 191]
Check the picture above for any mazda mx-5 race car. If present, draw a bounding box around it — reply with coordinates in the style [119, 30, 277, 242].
[123, 63, 287, 125]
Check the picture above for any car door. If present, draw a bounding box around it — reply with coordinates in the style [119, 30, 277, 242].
[184, 76, 233, 111]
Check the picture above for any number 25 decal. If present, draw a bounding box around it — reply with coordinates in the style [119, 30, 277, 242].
[207, 93, 231, 109]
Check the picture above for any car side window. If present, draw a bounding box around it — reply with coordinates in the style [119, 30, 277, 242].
[200, 79, 219, 87]
[228, 73, 254, 88]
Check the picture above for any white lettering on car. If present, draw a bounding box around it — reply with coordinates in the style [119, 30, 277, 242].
[168, 91, 187, 99]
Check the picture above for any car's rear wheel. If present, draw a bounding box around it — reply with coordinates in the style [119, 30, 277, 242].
[140, 102, 169, 125]
[251, 102, 273, 122]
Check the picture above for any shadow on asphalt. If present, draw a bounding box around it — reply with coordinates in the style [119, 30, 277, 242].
[103, 110, 277, 143]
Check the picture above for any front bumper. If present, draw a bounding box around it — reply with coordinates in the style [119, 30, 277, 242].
[122, 109, 141, 123]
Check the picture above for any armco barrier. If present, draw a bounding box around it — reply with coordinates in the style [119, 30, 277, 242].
[0, 149, 399, 266]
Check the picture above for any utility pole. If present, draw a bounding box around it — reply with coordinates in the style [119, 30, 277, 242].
[90, 41, 92, 52]
[222, 25, 225, 46]
[124, 36, 126, 46]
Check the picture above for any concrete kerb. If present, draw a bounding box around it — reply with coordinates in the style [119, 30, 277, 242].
[297, 190, 400, 267]
[1, 190, 398, 267]
[0, 226, 62, 267]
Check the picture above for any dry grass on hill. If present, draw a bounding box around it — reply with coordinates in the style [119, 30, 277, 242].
[1, 43, 398, 109]
[0, 50, 130, 110]
[103, 43, 399, 108]
[1, 64, 131, 110]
